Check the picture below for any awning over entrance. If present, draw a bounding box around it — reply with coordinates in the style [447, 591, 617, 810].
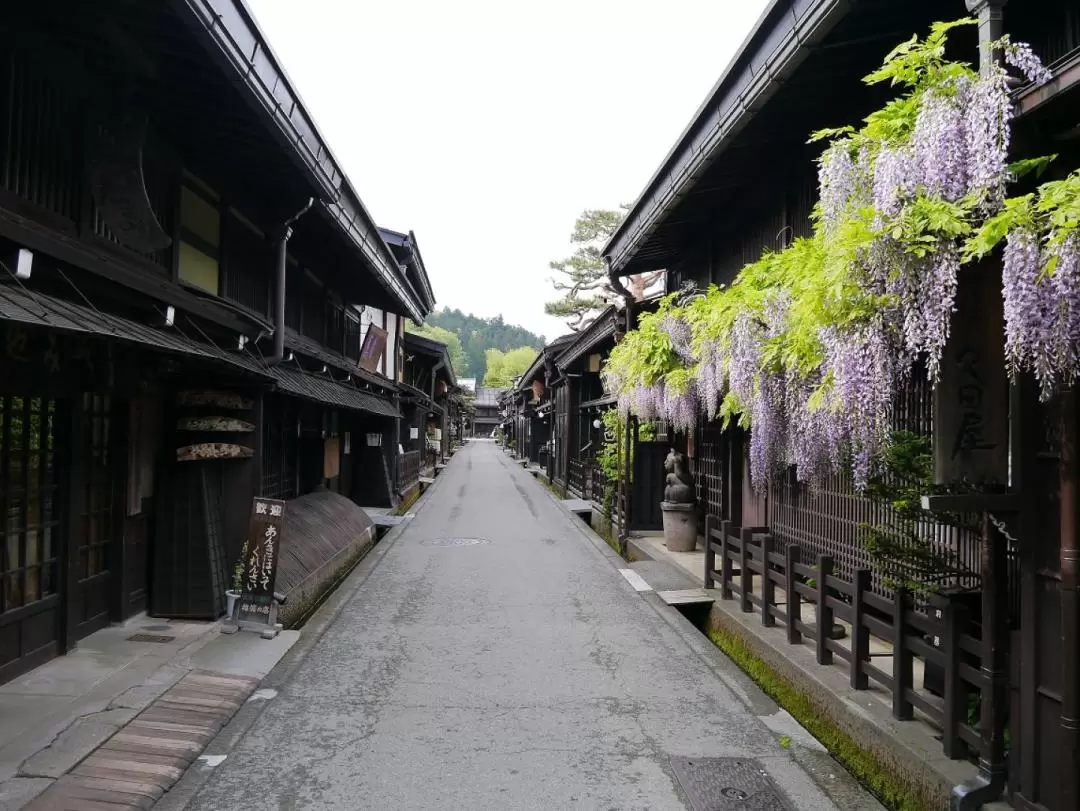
[269, 366, 399, 418]
[0, 284, 272, 380]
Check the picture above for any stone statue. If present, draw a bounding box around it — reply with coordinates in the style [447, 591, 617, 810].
[663, 449, 695, 505]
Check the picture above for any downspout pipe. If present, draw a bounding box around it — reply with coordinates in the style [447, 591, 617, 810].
[268, 198, 315, 365]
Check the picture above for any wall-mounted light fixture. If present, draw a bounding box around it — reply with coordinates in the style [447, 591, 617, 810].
[238, 335, 247, 350]
[14, 248, 33, 280]
[163, 305, 175, 327]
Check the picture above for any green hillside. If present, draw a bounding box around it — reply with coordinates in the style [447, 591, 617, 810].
[411, 308, 546, 381]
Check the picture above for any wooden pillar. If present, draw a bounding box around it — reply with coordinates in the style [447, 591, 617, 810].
[1061, 389, 1080, 810]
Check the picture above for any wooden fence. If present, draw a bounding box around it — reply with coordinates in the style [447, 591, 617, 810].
[568, 459, 585, 497]
[401, 450, 421, 492]
[704, 516, 987, 761]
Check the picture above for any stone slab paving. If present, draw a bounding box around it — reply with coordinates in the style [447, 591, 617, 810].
[177, 440, 880, 810]
[22, 671, 257, 811]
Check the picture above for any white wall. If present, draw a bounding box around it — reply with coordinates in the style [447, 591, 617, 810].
[358, 305, 400, 381]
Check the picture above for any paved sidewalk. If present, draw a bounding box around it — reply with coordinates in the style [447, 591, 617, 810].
[176, 440, 880, 810]
[0, 616, 297, 810]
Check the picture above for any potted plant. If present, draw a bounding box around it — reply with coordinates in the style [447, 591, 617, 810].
[225, 540, 248, 620]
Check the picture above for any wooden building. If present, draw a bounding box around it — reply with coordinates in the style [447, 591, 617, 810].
[600, 1, 1080, 808]
[0, 1, 435, 683]
[472, 386, 505, 437]
[401, 331, 460, 489]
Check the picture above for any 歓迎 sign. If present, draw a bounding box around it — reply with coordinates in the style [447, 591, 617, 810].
[237, 497, 285, 628]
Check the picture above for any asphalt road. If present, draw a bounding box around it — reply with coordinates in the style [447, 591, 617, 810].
[179, 440, 876, 810]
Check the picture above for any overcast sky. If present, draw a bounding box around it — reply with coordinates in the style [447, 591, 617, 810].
[248, 0, 771, 341]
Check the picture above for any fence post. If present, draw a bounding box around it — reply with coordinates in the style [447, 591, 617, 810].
[786, 544, 801, 644]
[850, 569, 871, 690]
[704, 514, 716, 589]
[816, 555, 834, 665]
[762, 535, 776, 628]
[740, 527, 753, 613]
[892, 585, 914, 721]
[941, 595, 969, 758]
[720, 520, 733, 601]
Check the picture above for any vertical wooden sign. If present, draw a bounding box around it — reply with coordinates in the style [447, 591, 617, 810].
[236, 497, 285, 634]
[934, 264, 1009, 486]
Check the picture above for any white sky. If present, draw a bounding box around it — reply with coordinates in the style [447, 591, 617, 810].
[248, 0, 772, 340]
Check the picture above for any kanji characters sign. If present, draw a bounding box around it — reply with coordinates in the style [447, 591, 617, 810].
[237, 497, 285, 626]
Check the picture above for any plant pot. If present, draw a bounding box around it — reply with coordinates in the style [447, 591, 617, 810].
[661, 501, 697, 552]
[225, 589, 241, 620]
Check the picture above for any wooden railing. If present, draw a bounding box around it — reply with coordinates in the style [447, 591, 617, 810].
[568, 459, 585, 497]
[704, 516, 986, 760]
[591, 464, 607, 509]
[401, 450, 421, 491]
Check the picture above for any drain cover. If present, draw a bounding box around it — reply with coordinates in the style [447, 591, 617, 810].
[126, 633, 175, 644]
[670, 758, 790, 810]
[421, 537, 490, 547]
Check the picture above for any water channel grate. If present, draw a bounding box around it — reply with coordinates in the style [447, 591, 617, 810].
[420, 537, 490, 547]
[669, 757, 791, 810]
[126, 633, 175, 643]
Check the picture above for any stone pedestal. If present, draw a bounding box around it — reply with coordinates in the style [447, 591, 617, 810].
[661, 502, 697, 553]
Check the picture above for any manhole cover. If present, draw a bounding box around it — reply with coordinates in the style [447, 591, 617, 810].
[670, 758, 791, 810]
[421, 537, 490, 547]
[126, 633, 175, 644]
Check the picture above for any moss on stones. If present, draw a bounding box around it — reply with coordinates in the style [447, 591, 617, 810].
[705, 623, 927, 811]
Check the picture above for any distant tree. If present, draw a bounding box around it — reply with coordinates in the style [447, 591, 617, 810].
[405, 321, 469, 376]
[417, 308, 545, 381]
[483, 347, 538, 388]
[545, 206, 665, 331]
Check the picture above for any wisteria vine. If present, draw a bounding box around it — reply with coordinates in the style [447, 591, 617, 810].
[605, 18, 1067, 491]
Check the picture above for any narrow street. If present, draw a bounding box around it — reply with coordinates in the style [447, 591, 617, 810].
[176, 440, 871, 810]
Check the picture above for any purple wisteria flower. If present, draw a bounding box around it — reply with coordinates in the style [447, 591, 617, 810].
[912, 80, 972, 203]
[1001, 229, 1059, 399]
[1050, 235, 1080, 388]
[873, 147, 917, 221]
[819, 142, 858, 233]
[966, 72, 1011, 211]
[1005, 41, 1054, 87]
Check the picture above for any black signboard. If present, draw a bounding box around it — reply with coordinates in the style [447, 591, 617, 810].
[237, 497, 285, 627]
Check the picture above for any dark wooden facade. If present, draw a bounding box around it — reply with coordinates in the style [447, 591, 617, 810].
[0, 0, 434, 682]
[598, 1, 1080, 807]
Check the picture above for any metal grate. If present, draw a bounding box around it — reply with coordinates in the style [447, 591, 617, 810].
[126, 633, 175, 643]
[669, 757, 790, 810]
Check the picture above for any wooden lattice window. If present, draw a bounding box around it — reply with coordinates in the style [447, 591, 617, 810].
[78, 394, 114, 581]
[1, 396, 61, 613]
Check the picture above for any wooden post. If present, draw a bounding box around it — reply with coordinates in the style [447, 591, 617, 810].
[762, 534, 776, 628]
[704, 514, 716, 589]
[893, 585, 914, 721]
[850, 569, 871, 689]
[786, 544, 801, 644]
[942, 596, 970, 759]
[720, 519, 733, 600]
[1062, 388, 1080, 811]
[816, 555, 833, 665]
[740, 527, 753, 613]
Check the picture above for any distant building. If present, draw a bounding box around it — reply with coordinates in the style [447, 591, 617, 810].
[472, 386, 505, 436]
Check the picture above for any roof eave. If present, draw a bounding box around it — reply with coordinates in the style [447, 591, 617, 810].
[602, 0, 843, 273]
